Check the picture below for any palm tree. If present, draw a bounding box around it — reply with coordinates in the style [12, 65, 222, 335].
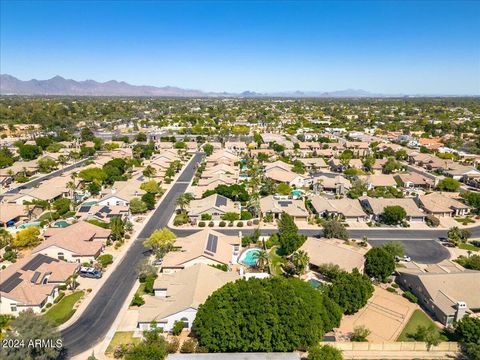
[176, 193, 193, 213]
[292, 250, 310, 275]
[252, 250, 269, 271]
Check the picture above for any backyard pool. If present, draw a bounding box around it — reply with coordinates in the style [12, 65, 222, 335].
[18, 221, 41, 229]
[54, 220, 70, 228]
[239, 248, 261, 267]
[308, 278, 322, 289]
[291, 190, 302, 197]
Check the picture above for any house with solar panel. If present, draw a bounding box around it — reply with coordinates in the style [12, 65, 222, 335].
[160, 229, 241, 274]
[0, 253, 79, 315]
[186, 194, 240, 223]
[259, 195, 309, 221]
[75, 204, 130, 222]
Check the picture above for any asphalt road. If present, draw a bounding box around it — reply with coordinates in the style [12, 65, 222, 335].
[0, 158, 90, 197]
[60, 153, 203, 358]
[172, 227, 468, 264]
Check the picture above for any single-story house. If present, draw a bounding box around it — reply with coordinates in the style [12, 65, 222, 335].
[360, 197, 426, 222]
[186, 194, 240, 221]
[357, 174, 398, 190]
[396, 265, 480, 326]
[299, 238, 367, 272]
[0, 253, 79, 315]
[265, 168, 311, 188]
[416, 193, 470, 217]
[35, 221, 111, 263]
[137, 263, 239, 332]
[314, 174, 352, 195]
[309, 196, 368, 222]
[161, 230, 241, 273]
[259, 195, 309, 221]
[394, 173, 434, 189]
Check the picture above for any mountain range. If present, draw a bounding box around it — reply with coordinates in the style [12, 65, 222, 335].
[0, 74, 385, 98]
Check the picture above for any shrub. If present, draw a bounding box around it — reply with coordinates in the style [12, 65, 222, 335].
[350, 325, 371, 342]
[174, 213, 189, 226]
[391, 283, 399, 288]
[172, 320, 185, 336]
[3, 250, 17, 262]
[219, 221, 226, 227]
[57, 285, 67, 291]
[180, 338, 198, 353]
[308, 344, 343, 360]
[425, 214, 440, 228]
[208, 221, 214, 227]
[130, 293, 145, 306]
[252, 219, 260, 225]
[228, 222, 234, 227]
[201, 213, 212, 221]
[236, 221, 244, 227]
[387, 287, 396, 293]
[144, 276, 155, 294]
[241, 211, 253, 220]
[166, 338, 180, 353]
[198, 221, 206, 227]
[97, 254, 113, 267]
[403, 291, 418, 303]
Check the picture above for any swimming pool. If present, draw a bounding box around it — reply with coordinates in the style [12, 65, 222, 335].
[18, 221, 41, 229]
[308, 278, 322, 289]
[54, 220, 70, 228]
[291, 190, 302, 197]
[239, 248, 261, 267]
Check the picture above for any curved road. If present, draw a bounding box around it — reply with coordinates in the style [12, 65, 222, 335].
[60, 153, 204, 358]
[60, 150, 478, 357]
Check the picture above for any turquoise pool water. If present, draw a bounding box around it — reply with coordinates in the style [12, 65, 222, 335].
[240, 248, 260, 267]
[308, 279, 322, 289]
[18, 221, 41, 229]
[291, 190, 302, 197]
[83, 201, 97, 206]
[54, 220, 70, 228]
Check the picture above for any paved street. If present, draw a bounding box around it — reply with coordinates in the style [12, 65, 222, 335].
[0, 158, 90, 198]
[60, 153, 203, 358]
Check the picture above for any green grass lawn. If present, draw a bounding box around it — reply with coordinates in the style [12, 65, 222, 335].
[397, 309, 440, 341]
[458, 242, 480, 252]
[44, 291, 84, 326]
[105, 331, 141, 355]
[136, 283, 146, 296]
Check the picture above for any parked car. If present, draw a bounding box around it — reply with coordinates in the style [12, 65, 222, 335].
[442, 242, 456, 248]
[79, 266, 102, 279]
[395, 255, 412, 262]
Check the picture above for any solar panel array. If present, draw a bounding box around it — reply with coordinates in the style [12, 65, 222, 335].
[278, 201, 292, 207]
[215, 195, 227, 207]
[0, 272, 23, 293]
[30, 271, 41, 284]
[99, 206, 111, 213]
[205, 233, 218, 255]
[78, 206, 91, 213]
[21, 254, 55, 271]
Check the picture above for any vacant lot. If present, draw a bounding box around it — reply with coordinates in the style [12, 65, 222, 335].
[105, 331, 141, 355]
[338, 287, 417, 342]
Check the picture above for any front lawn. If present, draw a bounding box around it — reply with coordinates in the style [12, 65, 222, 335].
[397, 309, 440, 341]
[44, 291, 84, 326]
[105, 331, 141, 355]
[458, 243, 480, 252]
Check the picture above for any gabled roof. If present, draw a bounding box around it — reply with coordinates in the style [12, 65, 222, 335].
[187, 194, 238, 216]
[260, 195, 308, 217]
[310, 196, 366, 217]
[162, 230, 240, 268]
[0, 253, 78, 305]
[138, 263, 239, 323]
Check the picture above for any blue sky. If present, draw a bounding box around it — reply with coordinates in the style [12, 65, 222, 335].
[1, 1, 479, 94]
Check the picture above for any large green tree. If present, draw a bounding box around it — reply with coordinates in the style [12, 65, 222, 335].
[308, 344, 343, 360]
[323, 219, 349, 240]
[364, 247, 395, 282]
[325, 269, 374, 314]
[0, 309, 63, 360]
[277, 213, 306, 255]
[380, 205, 406, 225]
[194, 277, 342, 352]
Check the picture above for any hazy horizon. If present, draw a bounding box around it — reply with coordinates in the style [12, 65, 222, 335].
[1, 1, 479, 95]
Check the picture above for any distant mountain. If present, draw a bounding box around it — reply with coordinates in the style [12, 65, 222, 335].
[0, 74, 206, 97]
[0, 74, 384, 98]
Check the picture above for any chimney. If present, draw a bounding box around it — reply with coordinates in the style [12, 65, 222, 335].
[455, 301, 467, 322]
